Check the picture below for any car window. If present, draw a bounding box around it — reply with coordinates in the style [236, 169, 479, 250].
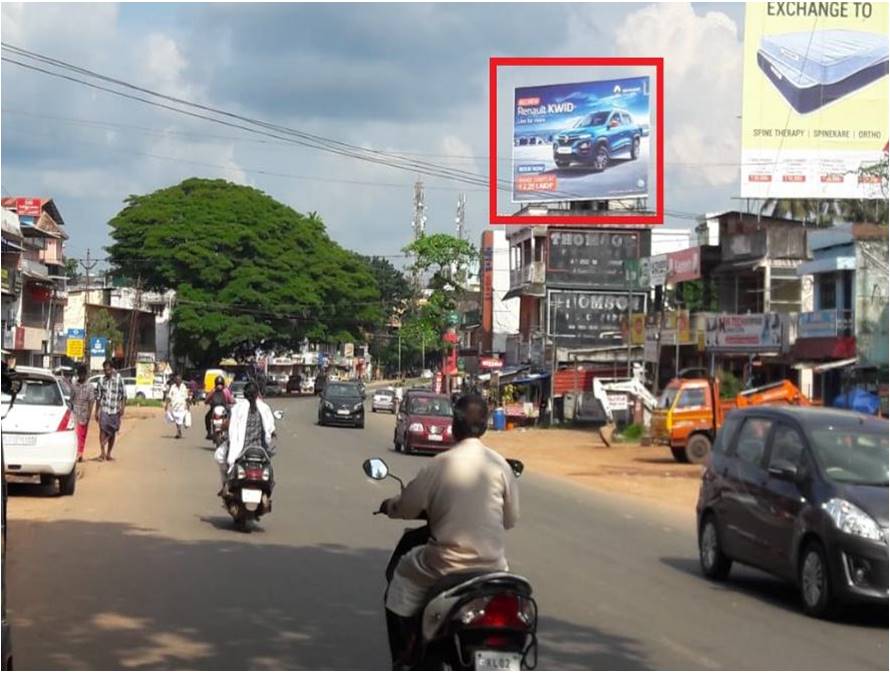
[809, 427, 889, 486]
[623, 113, 633, 125]
[676, 388, 707, 409]
[326, 383, 359, 397]
[733, 417, 773, 466]
[408, 396, 453, 417]
[713, 416, 741, 455]
[12, 378, 64, 406]
[658, 386, 679, 409]
[769, 424, 806, 468]
[609, 114, 621, 126]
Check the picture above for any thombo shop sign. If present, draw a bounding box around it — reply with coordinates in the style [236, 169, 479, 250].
[548, 290, 645, 343]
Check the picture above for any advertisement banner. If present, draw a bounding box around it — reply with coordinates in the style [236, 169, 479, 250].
[66, 338, 84, 359]
[547, 230, 643, 288]
[548, 290, 645, 344]
[15, 197, 42, 217]
[630, 313, 646, 345]
[677, 309, 691, 344]
[512, 76, 651, 203]
[648, 254, 668, 286]
[705, 313, 783, 351]
[740, 2, 888, 199]
[136, 361, 154, 386]
[798, 309, 840, 338]
[666, 247, 701, 284]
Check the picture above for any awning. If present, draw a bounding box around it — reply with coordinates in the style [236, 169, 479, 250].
[711, 258, 762, 275]
[21, 266, 51, 282]
[793, 357, 857, 373]
[502, 288, 524, 301]
[797, 256, 856, 276]
[511, 373, 551, 385]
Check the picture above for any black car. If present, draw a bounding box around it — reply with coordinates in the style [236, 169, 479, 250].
[697, 406, 888, 618]
[318, 381, 365, 428]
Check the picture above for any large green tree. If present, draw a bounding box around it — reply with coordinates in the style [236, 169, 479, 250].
[107, 178, 382, 366]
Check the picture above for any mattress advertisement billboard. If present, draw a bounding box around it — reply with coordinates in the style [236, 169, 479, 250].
[740, 2, 888, 199]
[512, 77, 651, 203]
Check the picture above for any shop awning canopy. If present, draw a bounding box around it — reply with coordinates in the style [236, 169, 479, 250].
[792, 357, 857, 373]
[511, 372, 551, 385]
[711, 258, 763, 275]
[797, 256, 856, 276]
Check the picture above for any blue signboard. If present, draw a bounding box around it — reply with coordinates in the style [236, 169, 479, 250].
[512, 76, 651, 203]
[89, 336, 108, 357]
[67, 328, 85, 339]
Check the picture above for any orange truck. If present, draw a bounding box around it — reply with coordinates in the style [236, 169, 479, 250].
[650, 376, 810, 463]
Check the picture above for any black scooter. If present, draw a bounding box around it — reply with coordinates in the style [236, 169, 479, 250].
[363, 457, 538, 671]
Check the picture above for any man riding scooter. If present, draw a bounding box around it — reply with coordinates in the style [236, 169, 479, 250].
[378, 393, 520, 667]
[205, 375, 235, 441]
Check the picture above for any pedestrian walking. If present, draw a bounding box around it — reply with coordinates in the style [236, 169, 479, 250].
[95, 360, 126, 461]
[165, 372, 191, 439]
[70, 364, 95, 462]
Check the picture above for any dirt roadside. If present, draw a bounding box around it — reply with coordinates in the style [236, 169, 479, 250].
[485, 427, 703, 513]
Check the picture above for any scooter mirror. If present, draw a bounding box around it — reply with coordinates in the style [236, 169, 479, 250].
[363, 457, 389, 480]
[273, 410, 284, 420]
[506, 458, 524, 478]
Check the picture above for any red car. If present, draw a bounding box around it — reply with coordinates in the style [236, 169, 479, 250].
[393, 391, 454, 455]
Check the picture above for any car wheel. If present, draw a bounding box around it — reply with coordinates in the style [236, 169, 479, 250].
[670, 446, 689, 463]
[40, 474, 55, 488]
[136, 392, 146, 400]
[631, 137, 640, 160]
[58, 468, 77, 496]
[593, 143, 609, 171]
[699, 514, 732, 580]
[800, 541, 836, 619]
[685, 434, 712, 464]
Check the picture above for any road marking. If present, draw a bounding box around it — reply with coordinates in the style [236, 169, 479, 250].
[658, 636, 722, 669]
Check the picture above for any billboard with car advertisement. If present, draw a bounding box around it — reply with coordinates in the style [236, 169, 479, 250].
[512, 76, 651, 203]
[740, 2, 888, 199]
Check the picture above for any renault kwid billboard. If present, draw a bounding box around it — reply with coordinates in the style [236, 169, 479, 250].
[512, 76, 651, 203]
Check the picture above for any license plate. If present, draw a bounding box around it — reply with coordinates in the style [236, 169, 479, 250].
[427, 434, 443, 442]
[556, 146, 573, 154]
[4, 434, 37, 446]
[337, 409, 350, 416]
[474, 651, 521, 671]
[241, 488, 262, 504]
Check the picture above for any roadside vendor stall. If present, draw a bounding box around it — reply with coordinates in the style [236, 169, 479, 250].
[496, 370, 550, 428]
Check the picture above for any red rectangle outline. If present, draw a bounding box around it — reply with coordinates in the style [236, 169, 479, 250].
[489, 56, 664, 226]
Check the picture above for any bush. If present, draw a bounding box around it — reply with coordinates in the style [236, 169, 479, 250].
[615, 422, 644, 442]
[127, 398, 164, 408]
[716, 369, 743, 399]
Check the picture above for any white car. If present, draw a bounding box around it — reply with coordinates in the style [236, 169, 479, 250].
[2, 366, 78, 495]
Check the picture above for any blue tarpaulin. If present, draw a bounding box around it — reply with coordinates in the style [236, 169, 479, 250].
[832, 388, 880, 415]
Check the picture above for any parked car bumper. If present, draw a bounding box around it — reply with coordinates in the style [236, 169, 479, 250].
[826, 532, 889, 605]
[405, 434, 454, 454]
[372, 400, 395, 412]
[4, 431, 77, 476]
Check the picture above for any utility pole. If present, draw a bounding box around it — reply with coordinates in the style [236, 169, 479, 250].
[125, 275, 143, 369]
[78, 249, 100, 364]
[410, 178, 427, 290]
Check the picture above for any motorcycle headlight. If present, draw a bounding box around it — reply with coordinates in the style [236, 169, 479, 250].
[823, 498, 884, 541]
[236, 464, 246, 480]
[408, 422, 424, 433]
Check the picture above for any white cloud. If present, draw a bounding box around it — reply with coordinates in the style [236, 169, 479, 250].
[613, 3, 742, 186]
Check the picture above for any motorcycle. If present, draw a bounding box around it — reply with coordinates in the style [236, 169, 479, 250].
[221, 409, 284, 531]
[362, 457, 537, 671]
[211, 404, 229, 448]
[222, 446, 274, 531]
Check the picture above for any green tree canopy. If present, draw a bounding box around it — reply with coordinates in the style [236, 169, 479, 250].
[106, 178, 382, 366]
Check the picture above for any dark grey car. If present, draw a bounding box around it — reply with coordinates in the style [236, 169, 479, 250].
[696, 406, 888, 618]
[318, 381, 365, 428]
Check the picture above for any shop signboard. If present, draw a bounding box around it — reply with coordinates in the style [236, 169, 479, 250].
[630, 313, 646, 345]
[548, 290, 645, 344]
[648, 254, 668, 286]
[15, 197, 42, 218]
[136, 361, 154, 386]
[740, 3, 888, 199]
[89, 337, 108, 358]
[666, 247, 701, 284]
[547, 230, 643, 288]
[480, 356, 504, 370]
[705, 313, 783, 351]
[798, 309, 839, 338]
[66, 328, 85, 359]
[512, 76, 652, 203]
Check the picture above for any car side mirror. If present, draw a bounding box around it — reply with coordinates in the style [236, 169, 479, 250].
[363, 457, 389, 480]
[768, 459, 798, 481]
[506, 458, 524, 478]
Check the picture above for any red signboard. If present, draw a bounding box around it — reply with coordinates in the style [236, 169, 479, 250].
[666, 247, 701, 284]
[480, 357, 503, 369]
[15, 198, 42, 217]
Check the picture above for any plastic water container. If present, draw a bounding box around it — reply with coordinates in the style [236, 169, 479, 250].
[492, 407, 507, 431]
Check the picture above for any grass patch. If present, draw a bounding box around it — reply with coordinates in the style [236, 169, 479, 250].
[127, 398, 164, 408]
[615, 423, 644, 442]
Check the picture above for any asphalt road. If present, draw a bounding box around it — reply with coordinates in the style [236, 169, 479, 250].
[6, 395, 887, 670]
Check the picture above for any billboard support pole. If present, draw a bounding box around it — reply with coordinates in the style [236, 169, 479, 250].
[626, 274, 632, 377]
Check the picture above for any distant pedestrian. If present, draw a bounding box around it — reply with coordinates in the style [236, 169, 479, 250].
[71, 364, 95, 463]
[165, 372, 190, 439]
[96, 360, 126, 461]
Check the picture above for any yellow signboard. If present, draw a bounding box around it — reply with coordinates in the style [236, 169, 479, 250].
[740, 2, 888, 199]
[630, 313, 646, 345]
[136, 361, 154, 386]
[677, 309, 691, 344]
[66, 338, 84, 359]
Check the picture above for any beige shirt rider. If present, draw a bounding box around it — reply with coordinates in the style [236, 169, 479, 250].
[384, 437, 520, 616]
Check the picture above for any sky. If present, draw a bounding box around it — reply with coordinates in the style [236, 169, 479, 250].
[0, 1, 747, 270]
